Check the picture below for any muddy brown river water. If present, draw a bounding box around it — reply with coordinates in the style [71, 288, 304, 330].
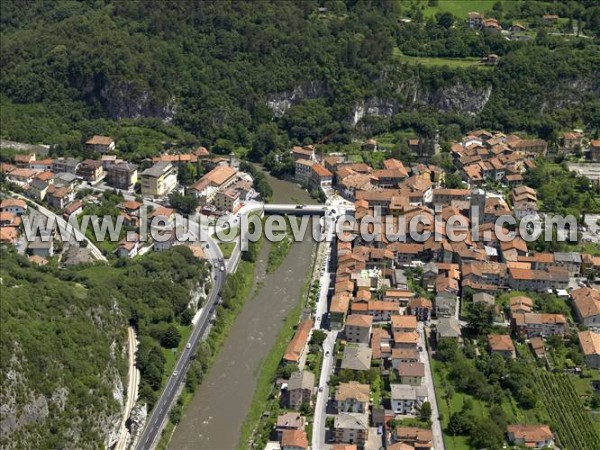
[169, 169, 317, 450]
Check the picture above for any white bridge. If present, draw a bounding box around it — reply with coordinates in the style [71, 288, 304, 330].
[241, 203, 354, 216]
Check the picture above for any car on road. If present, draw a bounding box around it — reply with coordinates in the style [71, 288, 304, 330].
[325, 351, 330, 356]
[318, 387, 323, 392]
[172, 370, 178, 377]
[186, 343, 191, 349]
[220, 265, 225, 272]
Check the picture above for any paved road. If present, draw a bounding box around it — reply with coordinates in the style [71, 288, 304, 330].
[135, 235, 225, 450]
[312, 204, 344, 449]
[313, 331, 338, 449]
[418, 324, 445, 450]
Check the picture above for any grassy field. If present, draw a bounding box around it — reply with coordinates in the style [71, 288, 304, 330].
[212, 227, 240, 259]
[432, 360, 485, 450]
[393, 48, 490, 69]
[161, 324, 193, 384]
[217, 241, 236, 258]
[418, 0, 510, 19]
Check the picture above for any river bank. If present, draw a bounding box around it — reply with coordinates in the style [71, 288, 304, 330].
[167, 168, 318, 449]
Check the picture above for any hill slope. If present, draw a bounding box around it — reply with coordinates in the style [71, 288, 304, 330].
[0, 247, 210, 448]
[1, 1, 599, 152]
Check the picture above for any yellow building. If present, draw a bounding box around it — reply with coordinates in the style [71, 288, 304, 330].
[140, 162, 178, 197]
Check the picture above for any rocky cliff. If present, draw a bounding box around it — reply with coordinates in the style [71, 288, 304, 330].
[265, 75, 494, 125]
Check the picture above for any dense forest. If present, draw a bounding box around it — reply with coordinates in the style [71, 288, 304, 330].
[1, 1, 599, 161]
[0, 247, 209, 448]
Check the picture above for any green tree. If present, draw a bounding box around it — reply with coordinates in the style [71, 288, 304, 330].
[309, 329, 327, 347]
[447, 413, 472, 436]
[469, 417, 504, 450]
[466, 302, 495, 337]
[419, 401, 432, 421]
[436, 12, 454, 29]
[443, 172, 466, 189]
[169, 192, 199, 215]
[161, 324, 182, 348]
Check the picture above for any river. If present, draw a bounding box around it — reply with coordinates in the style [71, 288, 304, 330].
[168, 169, 317, 450]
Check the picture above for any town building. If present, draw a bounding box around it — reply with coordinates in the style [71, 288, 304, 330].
[14, 153, 35, 168]
[488, 334, 516, 359]
[335, 381, 370, 413]
[189, 165, 238, 202]
[291, 146, 314, 162]
[28, 179, 48, 201]
[85, 135, 115, 153]
[396, 362, 425, 386]
[0, 198, 27, 215]
[436, 317, 462, 342]
[578, 331, 600, 369]
[506, 424, 554, 448]
[393, 427, 433, 449]
[511, 313, 566, 338]
[341, 345, 372, 371]
[287, 370, 315, 410]
[29, 233, 54, 258]
[140, 162, 178, 197]
[52, 157, 80, 174]
[467, 11, 484, 28]
[107, 162, 138, 191]
[47, 186, 75, 210]
[333, 413, 369, 446]
[76, 159, 104, 183]
[390, 384, 428, 415]
[29, 158, 53, 171]
[276, 413, 306, 441]
[7, 168, 36, 185]
[572, 287, 600, 331]
[344, 314, 372, 345]
[214, 188, 241, 213]
[408, 297, 432, 321]
[283, 319, 313, 365]
[294, 158, 315, 185]
[280, 429, 308, 450]
[310, 163, 333, 189]
[562, 132, 584, 151]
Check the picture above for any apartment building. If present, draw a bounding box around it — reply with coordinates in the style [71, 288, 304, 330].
[140, 162, 178, 197]
[335, 382, 370, 413]
[107, 162, 138, 191]
[511, 313, 567, 338]
[333, 413, 369, 446]
[344, 314, 373, 345]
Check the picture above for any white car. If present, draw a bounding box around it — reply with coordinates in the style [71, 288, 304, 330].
[186, 343, 192, 349]
[172, 370, 178, 377]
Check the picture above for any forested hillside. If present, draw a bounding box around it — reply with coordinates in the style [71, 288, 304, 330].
[0, 247, 209, 448]
[1, 0, 599, 158]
